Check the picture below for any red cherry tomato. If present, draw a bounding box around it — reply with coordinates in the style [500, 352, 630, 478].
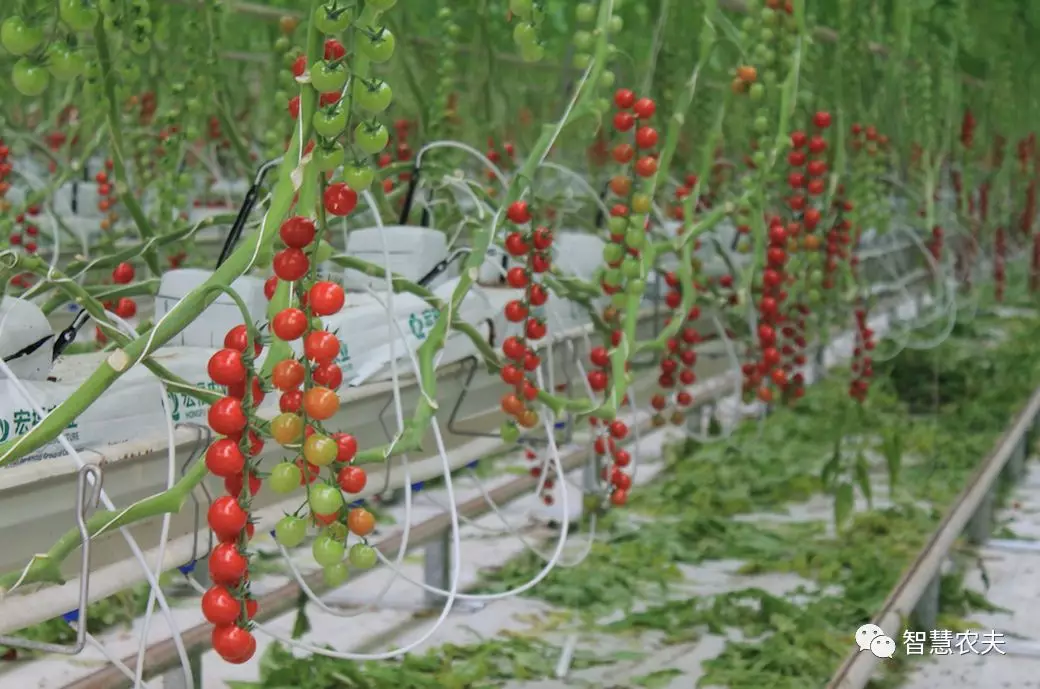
[208, 543, 248, 585]
[324, 182, 358, 216]
[264, 276, 278, 300]
[337, 465, 367, 493]
[332, 432, 358, 462]
[635, 126, 658, 149]
[205, 438, 245, 478]
[312, 362, 343, 389]
[212, 625, 256, 664]
[271, 358, 305, 391]
[223, 325, 262, 355]
[208, 349, 247, 386]
[308, 281, 345, 316]
[613, 88, 635, 109]
[506, 201, 531, 224]
[208, 496, 248, 541]
[112, 262, 135, 284]
[208, 397, 247, 436]
[201, 585, 242, 626]
[224, 471, 262, 498]
[273, 248, 310, 281]
[279, 216, 316, 248]
[303, 330, 340, 363]
[271, 308, 308, 341]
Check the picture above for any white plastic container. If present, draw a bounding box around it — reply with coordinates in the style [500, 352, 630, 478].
[154, 268, 267, 348]
[298, 276, 495, 386]
[343, 226, 453, 292]
[0, 297, 54, 381]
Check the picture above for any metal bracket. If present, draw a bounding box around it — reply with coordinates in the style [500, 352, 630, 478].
[912, 573, 941, 632]
[415, 531, 482, 614]
[966, 487, 994, 546]
[179, 423, 214, 567]
[0, 464, 102, 655]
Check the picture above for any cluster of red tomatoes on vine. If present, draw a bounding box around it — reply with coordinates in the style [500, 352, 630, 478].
[650, 278, 701, 425]
[498, 199, 552, 438]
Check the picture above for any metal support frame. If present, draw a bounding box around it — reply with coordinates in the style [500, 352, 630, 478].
[912, 573, 941, 632]
[966, 488, 994, 545]
[0, 464, 102, 655]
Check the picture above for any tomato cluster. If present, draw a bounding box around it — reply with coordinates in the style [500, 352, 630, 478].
[849, 309, 875, 402]
[202, 323, 266, 664]
[649, 285, 700, 426]
[7, 204, 40, 290]
[593, 419, 632, 506]
[94, 167, 121, 230]
[498, 200, 553, 440]
[0, 139, 11, 205]
[522, 447, 557, 505]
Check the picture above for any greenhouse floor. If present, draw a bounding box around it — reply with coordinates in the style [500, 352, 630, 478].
[7, 420, 1038, 689]
[7, 306, 1040, 689]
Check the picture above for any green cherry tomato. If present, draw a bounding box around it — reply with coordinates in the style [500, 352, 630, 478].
[268, 462, 302, 494]
[304, 434, 339, 467]
[572, 30, 592, 50]
[59, 0, 100, 32]
[621, 257, 641, 279]
[608, 216, 627, 235]
[129, 37, 151, 55]
[625, 229, 645, 250]
[575, 2, 596, 22]
[12, 59, 49, 97]
[323, 561, 350, 587]
[314, 143, 345, 172]
[353, 79, 393, 114]
[520, 42, 545, 63]
[348, 543, 378, 569]
[344, 164, 374, 190]
[47, 43, 85, 81]
[509, 0, 533, 20]
[314, 3, 352, 34]
[603, 268, 622, 287]
[310, 60, 348, 93]
[309, 483, 344, 516]
[513, 22, 537, 47]
[500, 420, 520, 443]
[312, 535, 345, 566]
[611, 292, 627, 309]
[312, 107, 348, 139]
[626, 279, 646, 295]
[324, 520, 348, 541]
[358, 27, 395, 63]
[354, 122, 389, 155]
[275, 515, 307, 548]
[609, 15, 624, 33]
[602, 243, 624, 264]
[1, 17, 44, 56]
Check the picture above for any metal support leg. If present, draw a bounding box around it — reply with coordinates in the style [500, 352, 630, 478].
[966, 488, 994, 545]
[1002, 438, 1027, 486]
[422, 531, 451, 609]
[164, 567, 209, 689]
[913, 574, 941, 631]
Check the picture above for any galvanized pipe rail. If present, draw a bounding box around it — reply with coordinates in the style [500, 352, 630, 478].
[826, 385, 1040, 689]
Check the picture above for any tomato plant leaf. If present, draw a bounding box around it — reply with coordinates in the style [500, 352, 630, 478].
[290, 592, 310, 640]
[833, 481, 854, 528]
[633, 668, 684, 688]
[854, 451, 872, 508]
